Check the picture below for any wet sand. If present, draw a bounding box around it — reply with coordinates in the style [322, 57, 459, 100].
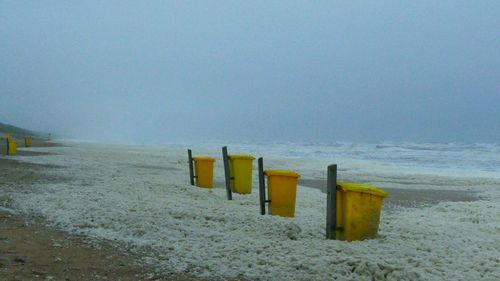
[299, 179, 479, 209]
[0, 211, 160, 281]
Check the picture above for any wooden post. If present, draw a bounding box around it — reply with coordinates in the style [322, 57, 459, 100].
[326, 164, 338, 239]
[5, 137, 9, 156]
[258, 157, 266, 215]
[187, 149, 195, 185]
[222, 146, 233, 200]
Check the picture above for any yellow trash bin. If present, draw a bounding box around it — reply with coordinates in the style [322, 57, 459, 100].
[192, 157, 215, 188]
[335, 182, 388, 241]
[264, 170, 300, 217]
[24, 136, 33, 147]
[7, 140, 17, 156]
[229, 154, 255, 194]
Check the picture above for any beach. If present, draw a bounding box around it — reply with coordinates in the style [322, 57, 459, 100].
[0, 140, 209, 280]
[1, 140, 499, 280]
[0, 141, 189, 280]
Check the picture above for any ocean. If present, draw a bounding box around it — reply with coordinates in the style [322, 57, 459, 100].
[165, 140, 500, 179]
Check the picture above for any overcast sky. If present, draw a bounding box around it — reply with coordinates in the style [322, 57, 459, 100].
[1, 1, 499, 144]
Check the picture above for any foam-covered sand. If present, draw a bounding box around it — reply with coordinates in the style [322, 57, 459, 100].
[7, 141, 500, 280]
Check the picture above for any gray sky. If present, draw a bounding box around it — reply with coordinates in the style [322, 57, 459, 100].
[1, 1, 499, 144]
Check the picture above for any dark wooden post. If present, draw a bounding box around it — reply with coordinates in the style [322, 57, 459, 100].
[326, 164, 338, 239]
[222, 146, 233, 200]
[258, 157, 266, 215]
[187, 149, 195, 185]
[5, 137, 9, 156]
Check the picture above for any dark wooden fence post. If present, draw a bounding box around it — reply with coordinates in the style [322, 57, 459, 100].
[187, 149, 195, 185]
[5, 137, 9, 156]
[258, 157, 266, 215]
[326, 164, 338, 239]
[222, 146, 233, 200]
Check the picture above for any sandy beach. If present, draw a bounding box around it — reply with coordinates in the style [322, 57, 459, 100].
[1, 140, 499, 280]
[0, 140, 201, 280]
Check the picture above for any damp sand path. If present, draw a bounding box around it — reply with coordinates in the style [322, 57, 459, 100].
[299, 179, 479, 209]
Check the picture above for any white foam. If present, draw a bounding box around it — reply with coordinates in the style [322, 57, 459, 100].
[8, 141, 500, 280]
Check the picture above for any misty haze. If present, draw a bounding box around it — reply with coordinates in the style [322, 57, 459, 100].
[1, 1, 499, 144]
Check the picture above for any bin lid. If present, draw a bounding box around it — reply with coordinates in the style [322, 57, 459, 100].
[192, 156, 215, 162]
[337, 182, 388, 197]
[264, 170, 300, 178]
[228, 154, 255, 160]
